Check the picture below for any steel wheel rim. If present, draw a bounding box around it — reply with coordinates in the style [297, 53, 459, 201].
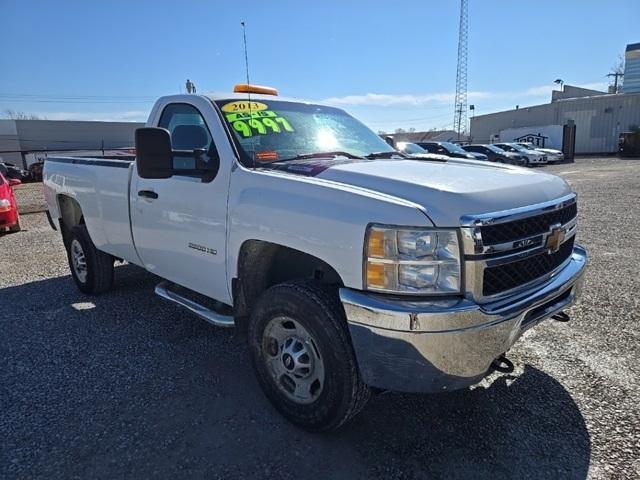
[262, 316, 325, 405]
[70, 239, 87, 283]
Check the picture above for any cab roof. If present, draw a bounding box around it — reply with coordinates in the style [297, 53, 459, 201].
[202, 92, 333, 107]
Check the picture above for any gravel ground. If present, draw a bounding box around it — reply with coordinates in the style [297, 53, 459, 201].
[1, 158, 639, 479]
[13, 182, 47, 214]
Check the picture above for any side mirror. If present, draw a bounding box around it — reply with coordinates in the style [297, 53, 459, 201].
[135, 127, 173, 179]
[8, 178, 21, 186]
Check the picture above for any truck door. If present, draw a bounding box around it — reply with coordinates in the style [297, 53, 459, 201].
[131, 101, 231, 304]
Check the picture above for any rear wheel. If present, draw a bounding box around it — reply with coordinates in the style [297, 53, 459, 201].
[248, 280, 370, 431]
[66, 225, 114, 294]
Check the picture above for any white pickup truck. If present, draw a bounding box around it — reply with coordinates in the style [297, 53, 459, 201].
[44, 84, 587, 431]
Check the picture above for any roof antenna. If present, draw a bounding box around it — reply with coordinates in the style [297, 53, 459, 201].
[240, 21, 256, 167]
[241, 21, 251, 87]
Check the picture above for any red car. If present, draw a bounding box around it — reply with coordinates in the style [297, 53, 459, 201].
[0, 172, 21, 233]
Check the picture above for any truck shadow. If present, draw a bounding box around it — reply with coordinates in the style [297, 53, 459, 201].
[1, 266, 590, 480]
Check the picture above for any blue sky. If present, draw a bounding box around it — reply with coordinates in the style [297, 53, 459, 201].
[1, 0, 638, 132]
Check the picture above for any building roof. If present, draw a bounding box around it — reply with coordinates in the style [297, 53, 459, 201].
[551, 84, 608, 102]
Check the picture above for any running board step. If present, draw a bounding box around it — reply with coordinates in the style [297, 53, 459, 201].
[154, 281, 235, 328]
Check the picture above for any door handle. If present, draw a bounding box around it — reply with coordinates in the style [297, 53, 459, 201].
[138, 190, 158, 199]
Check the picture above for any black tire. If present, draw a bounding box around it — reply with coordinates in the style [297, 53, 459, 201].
[248, 280, 370, 432]
[66, 225, 114, 294]
[524, 156, 532, 167]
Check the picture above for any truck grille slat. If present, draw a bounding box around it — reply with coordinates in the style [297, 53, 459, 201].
[480, 203, 577, 245]
[482, 237, 575, 296]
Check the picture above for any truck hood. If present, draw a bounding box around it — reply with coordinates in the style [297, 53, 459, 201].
[315, 159, 572, 226]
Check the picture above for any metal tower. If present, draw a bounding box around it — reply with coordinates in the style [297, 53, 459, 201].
[453, 0, 469, 140]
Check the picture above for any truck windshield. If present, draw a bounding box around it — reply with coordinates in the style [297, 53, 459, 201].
[214, 99, 395, 164]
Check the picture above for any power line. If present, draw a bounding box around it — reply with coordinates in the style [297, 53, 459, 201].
[366, 112, 457, 126]
[0, 99, 154, 104]
[0, 92, 157, 104]
[0, 92, 157, 100]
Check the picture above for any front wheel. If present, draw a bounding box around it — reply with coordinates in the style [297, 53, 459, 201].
[248, 281, 370, 432]
[66, 225, 114, 294]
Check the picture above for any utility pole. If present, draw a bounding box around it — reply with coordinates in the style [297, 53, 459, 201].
[453, 0, 469, 141]
[607, 72, 623, 93]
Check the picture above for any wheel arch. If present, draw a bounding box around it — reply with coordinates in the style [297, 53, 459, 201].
[232, 239, 344, 331]
[56, 194, 84, 246]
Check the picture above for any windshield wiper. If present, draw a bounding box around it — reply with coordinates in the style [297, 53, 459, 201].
[278, 151, 364, 162]
[365, 151, 407, 159]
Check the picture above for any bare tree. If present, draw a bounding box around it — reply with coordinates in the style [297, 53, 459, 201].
[394, 128, 405, 134]
[608, 55, 625, 93]
[3, 109, 43, 120]
[612, 54, 625, 75]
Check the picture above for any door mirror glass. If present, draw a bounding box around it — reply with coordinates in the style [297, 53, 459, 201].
[135, 127, 173, 179]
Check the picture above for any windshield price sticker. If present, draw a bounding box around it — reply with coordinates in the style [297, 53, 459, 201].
[225, 110, 294, 138]
[221, 101, 268, 113]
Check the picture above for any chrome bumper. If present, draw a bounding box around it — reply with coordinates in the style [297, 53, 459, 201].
[341, 245, 587, 393]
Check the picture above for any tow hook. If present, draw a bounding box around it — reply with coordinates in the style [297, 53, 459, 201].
[491, 355, 514, 374]
[551, 311, 570, 322]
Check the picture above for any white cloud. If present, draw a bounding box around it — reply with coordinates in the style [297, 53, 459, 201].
[323, 92, 454, 106]
[321, 81, 609, 108]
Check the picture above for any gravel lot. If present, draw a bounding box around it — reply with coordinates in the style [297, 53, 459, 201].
[1, 158, 639, 479]
[12, 182, 47, 214]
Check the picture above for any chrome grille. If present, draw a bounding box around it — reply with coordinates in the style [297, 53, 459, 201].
[483, 236, 575, 296]
[461, 193, 578, 302]
[480, 202, 577, 245]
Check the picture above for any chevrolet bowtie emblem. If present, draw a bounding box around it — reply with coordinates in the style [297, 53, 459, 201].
[545, 225, 566, 254]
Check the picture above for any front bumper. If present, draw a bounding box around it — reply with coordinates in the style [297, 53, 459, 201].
[531, 156, 547, 164]
[341, 245, 587, 393]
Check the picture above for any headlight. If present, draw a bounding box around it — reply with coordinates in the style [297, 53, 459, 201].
[0, 199, 11, 212]
[365, 225, 461, 295]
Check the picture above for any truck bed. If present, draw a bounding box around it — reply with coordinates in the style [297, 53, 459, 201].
[43, 156, 142, 265]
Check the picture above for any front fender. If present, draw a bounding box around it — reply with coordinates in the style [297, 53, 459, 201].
[226, 168, 432, 292]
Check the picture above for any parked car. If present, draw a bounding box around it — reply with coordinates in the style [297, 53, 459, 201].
[44, 85, 586, 431]
[0, 162, 30, 182]
[462, 144, 526, 166]
[0, 172, 21, 233]
[416, 141, 488, 161]
[28, 161, 45, 182]
[395, 141, 450, 161]
[493, 143, 547, 166]
[516, 142, 564, 163]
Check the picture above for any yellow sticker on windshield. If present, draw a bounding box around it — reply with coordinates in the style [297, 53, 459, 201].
[221, 101, 268, 113]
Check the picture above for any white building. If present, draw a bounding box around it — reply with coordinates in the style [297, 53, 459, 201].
[0, 119, 142, 168]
